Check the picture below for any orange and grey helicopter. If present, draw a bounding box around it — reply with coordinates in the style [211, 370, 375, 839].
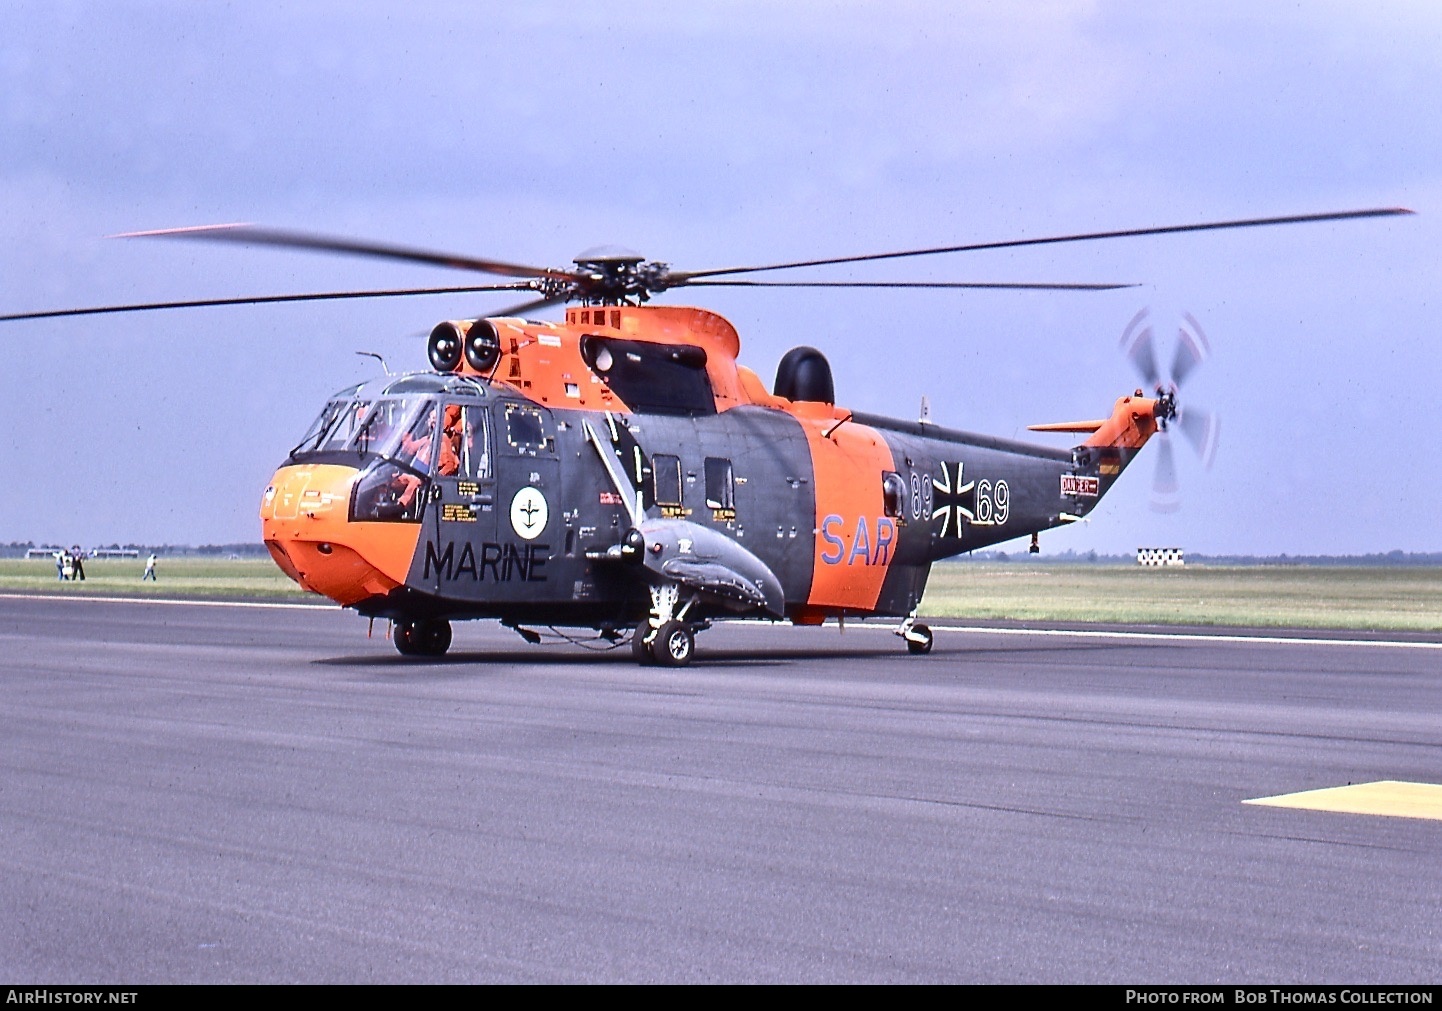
[1, 209, 1410, 664]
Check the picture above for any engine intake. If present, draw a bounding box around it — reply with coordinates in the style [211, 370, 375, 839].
[464, 319, 501, 372]
[427, 321, 465, 372]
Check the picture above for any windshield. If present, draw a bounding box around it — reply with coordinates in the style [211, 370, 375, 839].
[290, 383, 366, 457]
[352, 397, 435, 461]
[291, 400, 346, 456]
[291, 399, 374, 457]
[290, 395, 439, 461]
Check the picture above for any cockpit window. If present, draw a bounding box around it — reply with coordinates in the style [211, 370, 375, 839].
[352, 397, 431, 459]
[289, 395, 447, 461]
[291, 394, 480, 468]
[291, 400, 346, 456]
[291, 399, 373, 457]
[322, 401, 373, 452]
[393, 403, 439, 474]
[439, 404, 491, 479]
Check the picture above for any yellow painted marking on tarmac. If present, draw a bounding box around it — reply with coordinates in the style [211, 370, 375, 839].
[1244, 781, 1442, 822]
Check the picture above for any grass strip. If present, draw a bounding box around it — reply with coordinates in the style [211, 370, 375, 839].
[0, 558, 311, 600]
[921, 563, 1442, 631]
[3, 558, 1439, 631]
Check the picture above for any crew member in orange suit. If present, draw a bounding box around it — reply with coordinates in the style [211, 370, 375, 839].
[437, 404, 463, 477]
[392, 408, 438, 511]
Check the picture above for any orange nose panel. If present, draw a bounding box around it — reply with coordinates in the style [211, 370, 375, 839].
[260, 464, 422, 606]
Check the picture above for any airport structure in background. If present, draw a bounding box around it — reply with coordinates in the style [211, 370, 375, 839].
[1137, 547, 1186, 567]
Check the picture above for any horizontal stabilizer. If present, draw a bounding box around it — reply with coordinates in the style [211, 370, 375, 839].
[1027, 419, 1106, 433]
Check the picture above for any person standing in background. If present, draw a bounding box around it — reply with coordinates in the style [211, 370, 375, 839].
[142, 553, 157, 581]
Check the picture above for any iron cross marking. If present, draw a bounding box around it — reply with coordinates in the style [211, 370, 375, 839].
[931, 461, 975, 539]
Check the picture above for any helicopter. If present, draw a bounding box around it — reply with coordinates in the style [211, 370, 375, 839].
[1, 208, 1411, 665]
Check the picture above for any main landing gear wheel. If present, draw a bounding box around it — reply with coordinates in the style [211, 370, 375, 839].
[905, 623, 933, 655]
[394, 618, 452, 657]
[654, 620, 694, 667]
[631, 624, 658, 666]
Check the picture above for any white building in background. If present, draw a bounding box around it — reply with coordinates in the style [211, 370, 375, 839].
[24, 547, 140, 559]
[1137, 547, 1185, 567]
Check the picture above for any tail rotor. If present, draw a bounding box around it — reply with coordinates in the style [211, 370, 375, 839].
[1121, 309, 1220, 511]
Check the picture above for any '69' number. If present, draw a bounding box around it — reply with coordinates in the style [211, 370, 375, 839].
[975, 480, 1010, 525]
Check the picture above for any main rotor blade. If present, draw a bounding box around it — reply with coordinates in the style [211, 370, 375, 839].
[113, 223, 583, 282]
[480, 294, 567, 319]
[0, 283, 535, 322]
[680, 279, 1136, 291]
[676, 207, 1414, 281]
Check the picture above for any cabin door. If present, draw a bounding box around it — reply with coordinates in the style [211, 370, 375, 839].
[426, 403, 498, 597]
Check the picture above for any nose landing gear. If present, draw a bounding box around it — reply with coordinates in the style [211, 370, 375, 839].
[631, 620, 697, 667]
[632, 583, 701, 666]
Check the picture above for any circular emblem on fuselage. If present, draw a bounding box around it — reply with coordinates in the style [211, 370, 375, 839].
[509, 486, 549, 540]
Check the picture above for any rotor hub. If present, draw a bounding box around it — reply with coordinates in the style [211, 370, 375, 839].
[1154, 386, 1178, 429]
[555, 247, 674, 305]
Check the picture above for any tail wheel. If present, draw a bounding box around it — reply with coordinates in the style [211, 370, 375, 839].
[631, 624, 658, 666]
[905, 623, 933, 655]
[394, 618, 452, 657]
[654, 621, 694, 667]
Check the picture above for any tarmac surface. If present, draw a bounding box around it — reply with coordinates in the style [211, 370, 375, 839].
[1, 594, 1439, 983]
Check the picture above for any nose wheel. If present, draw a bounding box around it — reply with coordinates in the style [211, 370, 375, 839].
[631, 582, 701, 667]
[631, 624, 658, 665]
[394, 618, 452, 657]
[655, 621, 695, 666]
[631, 620, 695, 667]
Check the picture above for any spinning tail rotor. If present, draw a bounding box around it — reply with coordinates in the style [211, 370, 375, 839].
[1121, 308, 1220, 512]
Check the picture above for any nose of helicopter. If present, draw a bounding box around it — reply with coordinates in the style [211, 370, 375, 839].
[260, 463, 420, 606]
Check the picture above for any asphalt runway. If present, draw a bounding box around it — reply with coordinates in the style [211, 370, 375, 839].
[1, 594, 1439, 984]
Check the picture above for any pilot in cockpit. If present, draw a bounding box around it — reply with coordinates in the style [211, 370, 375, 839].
[393, 404, 438, 509]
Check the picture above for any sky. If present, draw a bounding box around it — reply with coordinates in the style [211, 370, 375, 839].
[2, 1, 1440, 555]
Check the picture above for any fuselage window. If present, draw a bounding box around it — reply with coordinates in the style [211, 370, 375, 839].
[443, 404, 491, 480]
[705, 457, 735, 511]
[882, 471, 906, 519]
[505, 403, 548, 455]
[653, 454, 683, 507]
